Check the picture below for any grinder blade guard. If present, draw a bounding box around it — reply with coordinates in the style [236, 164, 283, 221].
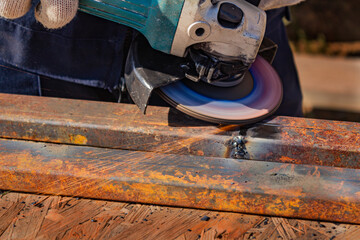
[125, 35, 283, 124]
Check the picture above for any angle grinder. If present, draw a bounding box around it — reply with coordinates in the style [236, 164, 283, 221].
[78, 0, 283, 124]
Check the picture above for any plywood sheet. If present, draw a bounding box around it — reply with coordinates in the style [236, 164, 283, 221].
[0, 192, 358, 240]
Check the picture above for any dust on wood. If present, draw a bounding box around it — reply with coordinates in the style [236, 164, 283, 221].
[0, 192, 358, 240]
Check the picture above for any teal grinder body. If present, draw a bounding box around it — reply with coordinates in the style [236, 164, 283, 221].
[79, 0, 185, 54]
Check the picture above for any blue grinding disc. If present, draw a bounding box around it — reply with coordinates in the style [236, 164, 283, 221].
[157, 56, 283, 124]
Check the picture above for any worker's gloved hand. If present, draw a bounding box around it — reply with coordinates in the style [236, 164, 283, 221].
[259, 0, 305, 10]
[0, 0, 78, 29]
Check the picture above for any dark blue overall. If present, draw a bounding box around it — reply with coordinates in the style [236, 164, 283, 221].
[0, 2, 303, 116]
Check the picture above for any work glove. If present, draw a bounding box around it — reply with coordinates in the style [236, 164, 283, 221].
[259, 0, 305, 10]
[0, 0, 78, 29]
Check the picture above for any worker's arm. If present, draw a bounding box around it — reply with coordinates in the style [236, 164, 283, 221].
[0, 0, 78, 29]
[259, 0, 305, 10]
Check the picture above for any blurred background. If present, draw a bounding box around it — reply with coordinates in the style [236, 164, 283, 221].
[287, 0, 360, 122]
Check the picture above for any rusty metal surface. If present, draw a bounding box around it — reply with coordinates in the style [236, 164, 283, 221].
[0, 93, 234, 158]
[0, 93, 359, 169]
[239, 120, 360, 168]
[0, 138, 359, 224]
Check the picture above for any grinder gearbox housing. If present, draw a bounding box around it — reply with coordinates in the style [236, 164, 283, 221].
[79, 0, 266, 65]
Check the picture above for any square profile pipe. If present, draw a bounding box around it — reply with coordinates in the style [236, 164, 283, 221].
[0, 138, 359, 224]
[0, 94, 359, 169]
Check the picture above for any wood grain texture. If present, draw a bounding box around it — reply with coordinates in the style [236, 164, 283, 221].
[0, 192, 260, 239]
[0, 192, 359, 240]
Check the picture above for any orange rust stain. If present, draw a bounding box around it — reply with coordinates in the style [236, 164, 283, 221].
[144, 169, 239, 192]
[261, 186, 306, 198]
[69, 135, 88, 145]
[101, 182, 120, 193]
[115, 182, 191, 204]
[333, 199, 360, 214]
[333, 156, 343, 165]
[135, 121, 169, 127]
[184, 171, 243, 190]
[47, 159, 64, 170]
[279, 156, 299, 164]
[266, 198, 302, 215]
[174, 170, 183, 177]
[147, 171, 186, 183]
[1, 151, 44, 169]
[197, 150, 204, 156]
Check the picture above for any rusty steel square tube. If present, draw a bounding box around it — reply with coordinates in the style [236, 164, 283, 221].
[0, 94, 359, 169]
[0, 139, 359, 224]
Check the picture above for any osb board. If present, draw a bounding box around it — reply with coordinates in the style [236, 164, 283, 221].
[0, 192, 358, 240]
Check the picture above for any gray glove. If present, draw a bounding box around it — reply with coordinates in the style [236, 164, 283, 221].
[0, 0, 78, 29]
[259, 0, 305, 10]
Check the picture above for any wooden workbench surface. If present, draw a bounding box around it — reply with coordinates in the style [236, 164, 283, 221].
[0, 192, 358, 240]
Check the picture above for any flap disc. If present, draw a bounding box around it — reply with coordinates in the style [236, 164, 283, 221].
[157, 56, 283, 125]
